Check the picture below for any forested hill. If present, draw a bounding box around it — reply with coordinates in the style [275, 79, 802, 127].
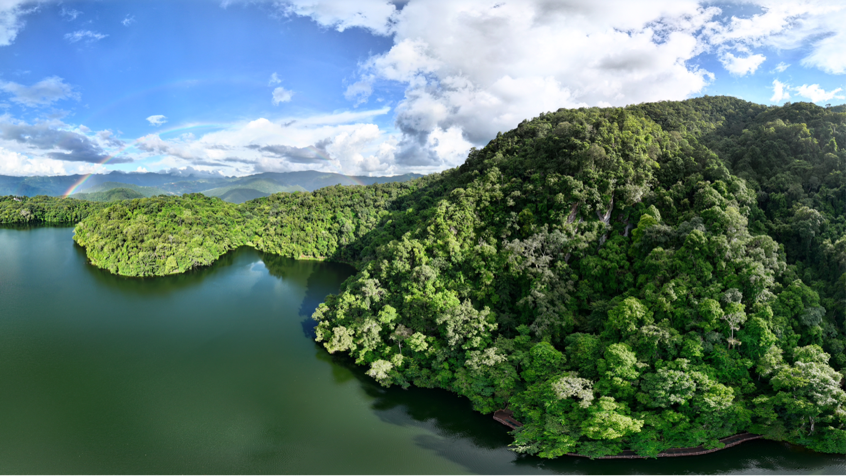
[30, 97, 846, 457]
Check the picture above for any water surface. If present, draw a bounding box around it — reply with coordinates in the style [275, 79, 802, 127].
[0, 227, 843, 474]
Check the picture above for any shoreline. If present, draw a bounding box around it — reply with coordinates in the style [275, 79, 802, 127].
[493, 409, 763, 459]
[565, 433, 763, 460]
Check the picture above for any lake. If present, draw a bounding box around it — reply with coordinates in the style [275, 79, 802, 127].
[0, 226, 843, 474]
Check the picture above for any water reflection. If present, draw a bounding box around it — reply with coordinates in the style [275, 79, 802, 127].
[74, 243, 262, 296]
[3, 227, 844, 474]
[315, 326, 846, 475]
[260, 252, 356, 338]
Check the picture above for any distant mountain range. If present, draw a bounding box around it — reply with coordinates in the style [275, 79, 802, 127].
[0, 171, 424, 204]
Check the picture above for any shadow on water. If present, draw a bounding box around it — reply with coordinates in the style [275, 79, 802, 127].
[260, 252, 356, 338]
[314, 346, 846, 475]
[0, 223, 75, 231]
[313, 347, 522, 468]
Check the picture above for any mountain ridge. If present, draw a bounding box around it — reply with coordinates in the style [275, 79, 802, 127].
[0, 170, 424, 198]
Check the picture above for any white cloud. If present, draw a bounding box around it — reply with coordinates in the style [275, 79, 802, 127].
[272, 86, 293, 105]
[338, 1, 718, 166]
[0, 147, 68, 176]
[136, 133, 199, 160]
[295, 106, 390, 126]
[146, 115, 167, 126]
[0, 115, 130, 168]
[344, 75, 374, 105]
[802, 30, 846, 74]
[271, 0, 398, 36]
[720, 52, 766, 76]
[64, 29, 108, 43]
[794, 84, 844, 103]
[60, 7, 81, 21]
[121, 109, 401, 176]
[703, 1, 846, 74]
[427, 126, 474, 168]
[0, 0, 37, 47]
[122, 14, 136, 26]
[0, 76, 79, 107]
[244, 0, 846, 172]
[770, 79, 790, 103]
[269, 72, 281, 85]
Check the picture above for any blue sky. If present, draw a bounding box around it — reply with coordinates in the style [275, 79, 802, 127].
[0, 0, 845, 177]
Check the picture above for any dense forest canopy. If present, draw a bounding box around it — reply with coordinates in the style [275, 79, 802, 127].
[4, 96, 846, 458]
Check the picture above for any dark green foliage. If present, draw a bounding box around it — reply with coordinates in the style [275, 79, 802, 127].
[23, 97, 846, 457]
[0, 195, 105, 224]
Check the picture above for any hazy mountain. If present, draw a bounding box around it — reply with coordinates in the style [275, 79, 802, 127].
[72, 182, 172, 198]
[0, 171, 424, 200]
[71, 188, 148, 202]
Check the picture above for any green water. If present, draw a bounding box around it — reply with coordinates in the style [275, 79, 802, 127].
[0, 227, 843, 474]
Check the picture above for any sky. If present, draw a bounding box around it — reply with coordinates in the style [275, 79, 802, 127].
[0, 0, 845, 178]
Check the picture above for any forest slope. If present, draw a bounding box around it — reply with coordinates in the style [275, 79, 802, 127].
[19, 97, 846, 458]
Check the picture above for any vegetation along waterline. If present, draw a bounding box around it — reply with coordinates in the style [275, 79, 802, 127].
[4, 96, 846, 459]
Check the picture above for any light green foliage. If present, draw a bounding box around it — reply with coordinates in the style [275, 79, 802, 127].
[770, 346, 846, 442]
[581, 397, 643, 440]
[607, 297, 652, 335]
[39, 97, 846, 457]
[551, 374, 594, 408]
[72, 194, 246, 276]
[366, 360, 394, 387]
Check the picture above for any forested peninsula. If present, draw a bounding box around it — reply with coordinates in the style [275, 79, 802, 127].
[4, 96, 846, 458]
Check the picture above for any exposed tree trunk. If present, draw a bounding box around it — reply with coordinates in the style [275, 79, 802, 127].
[567, 202, 580, 224]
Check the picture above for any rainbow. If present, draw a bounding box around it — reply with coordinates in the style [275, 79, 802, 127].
[62, 121, 370, 197]
[61, 77, 374, 195]
[62, 123, 223, 197]
[63, 144, 134, 197]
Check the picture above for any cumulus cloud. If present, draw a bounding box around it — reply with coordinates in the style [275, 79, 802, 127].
[337, 1, 720, 167]
[272, 86, 293, 105]
[0, 147, 68, 176]
[720, 51, 766, 76]
[0, 119, 131, 164]
[253, 0, 846, 172]
[146, 115, 167, 126]
[136, 133, 199, 161]
[0, 76, 79, 107]
[269, 72, 281, 85]
[248, 140, 331, 164]
[702, 1, 846, 74]
[64, 30, 107, 43]
[794, 84, 844, 103]
[121, 108, 400, 175]
[770, 79, 790, 103]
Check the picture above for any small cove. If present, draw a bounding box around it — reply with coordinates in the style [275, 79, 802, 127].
[0, 226, 843, 474]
